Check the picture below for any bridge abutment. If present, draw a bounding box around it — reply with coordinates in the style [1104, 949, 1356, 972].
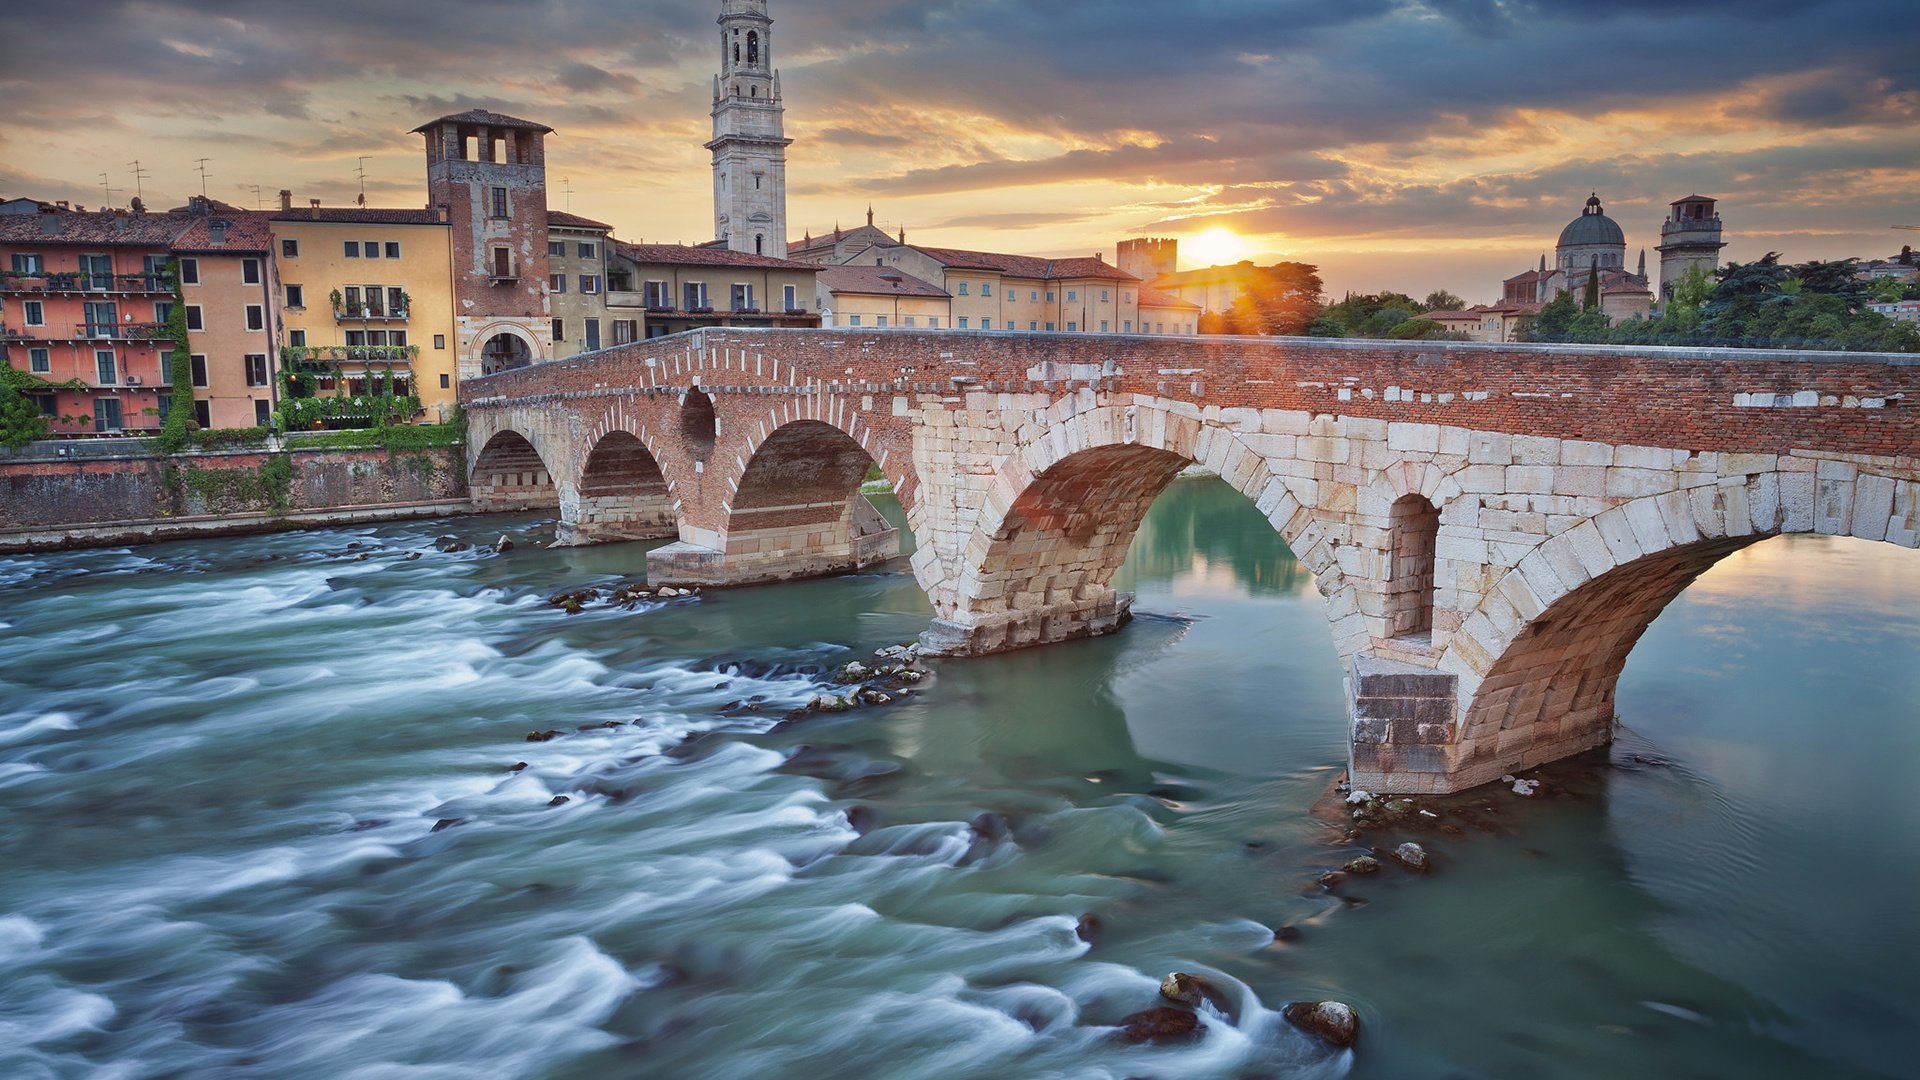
[646, 495, 900, 587]
[919, 587, 1134, 657]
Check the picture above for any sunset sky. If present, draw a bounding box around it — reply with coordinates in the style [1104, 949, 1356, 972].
[3, 0, 1916, 302]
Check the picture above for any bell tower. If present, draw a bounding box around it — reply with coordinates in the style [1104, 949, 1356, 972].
[709, 0, 791, 257]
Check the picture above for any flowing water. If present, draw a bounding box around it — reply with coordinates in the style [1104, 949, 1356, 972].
[1, 478, 1915, 1080]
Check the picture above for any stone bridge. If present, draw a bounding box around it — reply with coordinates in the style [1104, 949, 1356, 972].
[462, 328, 1919, 794]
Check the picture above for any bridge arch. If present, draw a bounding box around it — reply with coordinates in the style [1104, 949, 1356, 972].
[560, 431, 680, 546]
[925, 401, 1344, 656]
[470, 428, 559, 513]
[1421, 465, 1920, 790]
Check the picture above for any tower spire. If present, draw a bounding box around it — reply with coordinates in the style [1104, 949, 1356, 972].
[867, 205, 875, 228]
[709, 0, 790, 255]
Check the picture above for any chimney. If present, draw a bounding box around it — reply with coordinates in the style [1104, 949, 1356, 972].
[279, 189, 293, 212]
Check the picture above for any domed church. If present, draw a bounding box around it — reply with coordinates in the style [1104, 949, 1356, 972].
[1502, 193, 1660, 322]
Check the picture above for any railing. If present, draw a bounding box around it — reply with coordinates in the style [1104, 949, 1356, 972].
[76, 323, 170, 340]
[0, 272, 170, 294]
[334, 307, 410, 323]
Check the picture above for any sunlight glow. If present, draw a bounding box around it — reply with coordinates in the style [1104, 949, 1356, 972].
[1185, 227, 1250, 268]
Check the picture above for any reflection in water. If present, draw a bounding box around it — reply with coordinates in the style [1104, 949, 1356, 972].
[0, 479, 1912, 1079]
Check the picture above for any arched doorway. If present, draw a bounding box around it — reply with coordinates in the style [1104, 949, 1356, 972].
[481, 334, 533, 376]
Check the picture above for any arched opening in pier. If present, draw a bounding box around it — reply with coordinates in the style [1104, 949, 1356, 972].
[1387, 494, 1440, 639]
[722, 420, 905, 583]
[572, 431, 678, 544]
[470, 430, 557, 513]
[480, 333, 533, 376]
[681, 389, 718, 461]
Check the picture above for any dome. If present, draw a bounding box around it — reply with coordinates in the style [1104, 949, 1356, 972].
[1558, 193, 1626, 249]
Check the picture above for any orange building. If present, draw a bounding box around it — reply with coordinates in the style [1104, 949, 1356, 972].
[170, 201, 281, 428]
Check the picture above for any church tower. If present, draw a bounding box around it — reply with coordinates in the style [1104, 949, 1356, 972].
[709, 0, 791, 257]
[1657, 195, 1726, 302]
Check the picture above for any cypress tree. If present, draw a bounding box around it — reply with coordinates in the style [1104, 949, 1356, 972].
[158, 260, 195, 451]
[1583, 266, 1601, 312]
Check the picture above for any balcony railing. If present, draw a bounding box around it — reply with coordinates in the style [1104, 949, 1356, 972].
[334, 307, 410, 323]
[0, 272, 170, 295]
[76, 323, 170, 341]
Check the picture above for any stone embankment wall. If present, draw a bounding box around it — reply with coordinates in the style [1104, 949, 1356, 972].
[0, 444, 469, 536]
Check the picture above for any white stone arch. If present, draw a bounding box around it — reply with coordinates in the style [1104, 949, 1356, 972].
[471, 321, 546, 373]
[1438, 461, 1920, 788]
[468, 413, 564, 514]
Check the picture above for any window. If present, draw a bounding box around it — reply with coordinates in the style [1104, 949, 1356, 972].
[433, 334, 446, 350]
[928, 318, 940, 329]
[552, 318, 565, 342]
[385, 242, 401, 259]
[550, 274, 567, 294]
[956, 282, 969, 296]
[388, 288, 405, 314]
[731, 283, 753, 311]
[178, 258, 199, 284]
[439, 374, 451, 389]
[613, 319, 638, 345]
[585, 319, 601, 350]
[1046, 291, 1055, 302]
[577, 242, 596, 259]
[1123, 321, 1132, 333]
[364, 241, 381, 259]
[28, 347, 49, 373]
[548, 241, 565, 257]
[683, 281, 709, 310]
[783, 284, 798, 311]
[186, 306, 204, 331]
[1101, 290, 1109, 302]
[492, 247, 514, 279]
[289, 329, 307, 347]
[23, 301, 43, 326]
[1029, 321, 1038, 331]
[242, 259, 262, 285]
[246, 305, 265, 331]
[95, 350, 117, 384]
[876, 316, 888, 328]
[281, 239, 299, 258]
[1031, 291, 1039, 302]
[1100, 321, 1110, 333]
[981, 283, 993, 297]
[580, 275, 600, 295]
[345, 331, 366, 347]
[645, 281, 671, 308]
[391, 331, 407, 348]
[245, 354, 268, 386]
[1066, 322, 1077, 332]
[11, 253, 42, 274]
[848, 315, 862, 327]
[254, 399, 271, 426]
[93, 397, 122, 432]
[1046, 322, 1056, 331]
[194, 401, 211, 429]
[366, 331, 388, 347]
[903, 317, 916, 328]
[344, 242, 360, 258]
[33, 393, 56, 417]
[83, 301, 117, 338]
[1006, 321, 1015, 330]
[489, 187, 509, 219]
[1066, 290, 1077, 302]
[344, 286, 362, 312]
[190, 355, 209, 388]
[285, 285, 305, 309]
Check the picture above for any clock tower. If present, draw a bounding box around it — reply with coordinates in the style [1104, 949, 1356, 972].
[709, 0, 791, 258]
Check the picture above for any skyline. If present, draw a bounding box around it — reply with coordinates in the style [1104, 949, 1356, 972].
[3, 0, 1917, 301]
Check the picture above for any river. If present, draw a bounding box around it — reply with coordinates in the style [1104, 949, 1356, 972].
[0, 477, 1914, 1079]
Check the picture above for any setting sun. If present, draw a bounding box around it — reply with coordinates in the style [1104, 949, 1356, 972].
[1185, 226, 1250, 268]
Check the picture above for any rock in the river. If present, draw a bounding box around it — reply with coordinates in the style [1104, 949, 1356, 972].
[1283, 1001, 1359, 1049]
[1342, 855, 1382, 875]
[1273, 925, 1303, 943]
[1392, 842, 1430, 871]
[1317, 870, 1347, 890]
[1075, 914, 1102, 945]
[969, 811, 1011, 843]
[844, 805, 876, 835]
[835, 661, 871, 684]
[1512, 779, 1540, 797]
[430, 818, 466, 833]
[509, 762, 529, 772]
[807, 694, 851, 713]
[493, 535, 514, 553]
[1160, 972, 1232, 1014]
[858, 690, 893, 706]
[525, 730, 563, 743]
[404, 552, 422, 561]
[547, 796, 570, 808]
[1118, 1007, 1204, 1044]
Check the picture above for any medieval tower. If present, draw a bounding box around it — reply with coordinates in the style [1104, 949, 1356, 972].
[1656, 195, 1727, 301]
[709, 0, 791, 257]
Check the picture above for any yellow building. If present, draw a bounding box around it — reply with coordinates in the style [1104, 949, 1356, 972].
[268, 202, 459, 421]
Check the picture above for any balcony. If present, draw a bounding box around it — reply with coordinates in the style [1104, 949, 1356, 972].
[334, 307, 411, 323]
[1, 272, 170, 296]
[75, 323, 170, 341]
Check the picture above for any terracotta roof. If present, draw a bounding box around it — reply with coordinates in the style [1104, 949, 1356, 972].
[170, 210, 275, 253]
[1138, 285, 1201, 311]
[412, 110, 554, 134]
[1151, 261, 1261, 288]
[614, 242, 811, 270]
[817, 264, 947, 298]
[1503, 269, 1550, 285]
[269, 207, 445, 225]
[913, 245, 1139, 283]
[1419, 310, 1486, 321]
[546, 210, 613, 231]
[0, 209, 191, 247]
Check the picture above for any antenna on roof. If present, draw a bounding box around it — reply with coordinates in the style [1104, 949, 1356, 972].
[355, 157, 370, 207]
[248, 184, 264, 211]
[562, 176, 574, 212]
[126, 159, 150, 203]
[195, 159, 213, 198]
[98, 172, 115, 209]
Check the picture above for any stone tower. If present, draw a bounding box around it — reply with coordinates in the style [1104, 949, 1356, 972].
[1117, 238, 1178, 282]
[709, 0, 791, 257]
[1656, 195, 1726, 302]
[416, 110, 555, 378]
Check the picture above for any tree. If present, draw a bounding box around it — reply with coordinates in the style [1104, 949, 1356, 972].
[1219, 262, 1324, 336]
[1901, 245, 1913, 267]
[1870, 275, 1904, 304]
[1310, 291, 1423, 338]
[1524, 290, 1579, 341]
[0, 370, 49, 449]
[1422, 290, 1466, 312]
[1582, 266, 1600, 312]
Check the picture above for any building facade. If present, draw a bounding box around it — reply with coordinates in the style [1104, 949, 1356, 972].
[815, 263, 949, 328]
[546, 211, 618, 357]
[171, 200, 281, 429]
[268, 202, 459, 421]
[1501, 193, 1662, 322]
[710, 0, 790, 256]
[1655, 195, 1727, 301]
[607, 243, 817, 338]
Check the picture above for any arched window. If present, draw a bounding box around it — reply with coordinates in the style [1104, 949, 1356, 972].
[733, 42, 740, 64]
[755, 234, 764, 255]
[751, 86, 759, 98]
[1387, 494, 1440, 638]
[747, 31, 759, 66]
